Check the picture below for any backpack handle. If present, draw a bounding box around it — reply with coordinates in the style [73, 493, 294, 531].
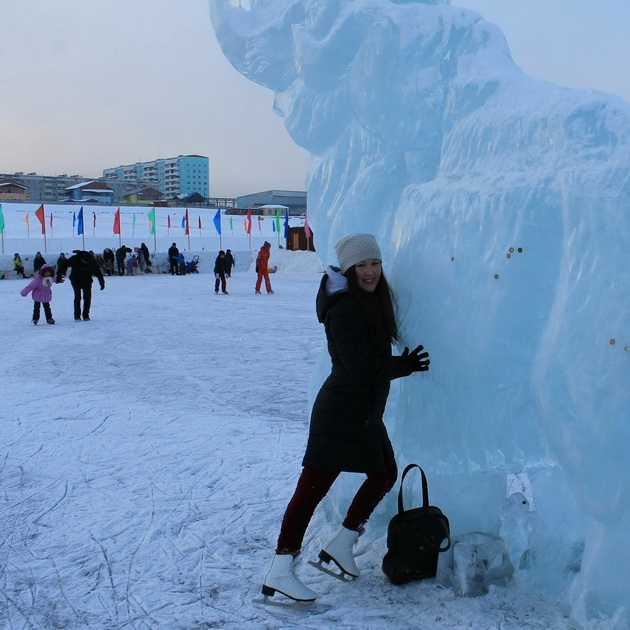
[398, 463, 430, 513]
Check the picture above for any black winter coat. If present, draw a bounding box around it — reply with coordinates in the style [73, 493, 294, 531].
[214, 255, 227, 275]
[62, 254, 105, 288]
[302, 275, 412, 473]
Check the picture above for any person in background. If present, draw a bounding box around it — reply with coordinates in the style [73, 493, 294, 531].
[255, 241, 274, 294]
[58, 250, 105, 321]
[224, 249, 235, 277]
[168, 243, 180, 275]
[13, 253, 25, 278]
[140, 243, 151, 269]
[102, 248, 115, 276]
[56, 252, 68, 279]
[126, 254, 138, 276]
[116, 245, 131, 276]
[33, 252, 46, 274]
[20, 264, 57, 325]
[261, 233, 430, 603]
[214, 250, 229, 294]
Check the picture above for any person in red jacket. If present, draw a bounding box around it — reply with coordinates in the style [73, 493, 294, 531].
[255, 241, 274, 294]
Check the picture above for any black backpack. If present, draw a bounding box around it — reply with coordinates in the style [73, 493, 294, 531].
[382, 464, 451, 585]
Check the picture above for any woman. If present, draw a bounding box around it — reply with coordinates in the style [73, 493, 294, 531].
[262, 233, 430, 603]
[254, 241, 273, 294]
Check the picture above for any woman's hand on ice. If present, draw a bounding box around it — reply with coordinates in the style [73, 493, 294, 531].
[402, 344, 430, 373]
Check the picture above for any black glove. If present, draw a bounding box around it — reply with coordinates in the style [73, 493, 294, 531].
[401, 344, 430, 373]
[100, 283, 105, 291]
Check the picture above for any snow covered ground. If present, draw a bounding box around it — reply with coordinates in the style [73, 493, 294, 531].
[2, 254, 572, 629]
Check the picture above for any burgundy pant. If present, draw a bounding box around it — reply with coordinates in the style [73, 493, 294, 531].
[276, 462, 398, 555]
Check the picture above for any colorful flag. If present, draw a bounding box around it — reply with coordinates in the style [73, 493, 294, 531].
[25, 212, 30, 227]
[93, 211, 97, 227]
[198, 216, 202, 230]
[272, 220, 276, 233]
[246, 209, 252, 235]
[181, 214, 185, 229]
[35, 204, 46, 234]
[113, 208, 121, 235]
[73, 212, 76, 230]
[77, 206, 84, 235]
[184, 209, 190, 236]
[275, 209, 281, 233]
[147, 207, 156, 235]
[283, 209, 290, 239]
[0, 204, 4, 233]
[213, 209, 221, 235]
[167, 214, 171, 229]
[50, 213, 54, 228]
[132, 213, 137, 230]
[229, 217, 233, 231]
[304, 211, 312, 239]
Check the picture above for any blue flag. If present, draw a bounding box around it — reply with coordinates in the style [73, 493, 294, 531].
[77, 206, 84, 236]
[213, 209, 222, 235]
[72, 212, 76, 231]
[283, 209, 289, 239]
[181, 214, 186, 229]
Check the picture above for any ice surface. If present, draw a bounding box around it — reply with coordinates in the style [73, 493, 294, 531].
[2, 260, 571, 629]
[209, 0, 630, 625]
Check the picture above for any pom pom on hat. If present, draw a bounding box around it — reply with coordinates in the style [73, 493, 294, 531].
[335, 233, 382, 273]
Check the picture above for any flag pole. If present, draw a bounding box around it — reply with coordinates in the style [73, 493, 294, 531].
[153, 208, 158, 252]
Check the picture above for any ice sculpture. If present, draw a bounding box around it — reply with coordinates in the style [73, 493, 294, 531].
[209, 0, 630, 625]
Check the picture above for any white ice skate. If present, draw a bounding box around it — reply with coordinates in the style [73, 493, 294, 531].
[309, 527, 360, 581]
[257, 553, 317, 605]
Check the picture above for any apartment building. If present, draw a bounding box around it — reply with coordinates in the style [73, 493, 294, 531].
[102, 155, 209, 199]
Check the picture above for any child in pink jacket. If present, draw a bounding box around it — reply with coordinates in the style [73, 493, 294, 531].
[20, 264, 57, 325]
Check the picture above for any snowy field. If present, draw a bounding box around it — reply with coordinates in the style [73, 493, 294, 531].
[2, 258, 571, 629]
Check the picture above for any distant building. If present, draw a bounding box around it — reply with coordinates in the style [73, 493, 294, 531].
[0, 179, 28, 200]
[103, 155, 209, 199]
[0, 171, 159, 203]
[64, 181, 115, 204]
[121, 187, 164, 205]
[236, 190, 306, 215]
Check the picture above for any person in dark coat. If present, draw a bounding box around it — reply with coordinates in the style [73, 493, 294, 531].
[224, 249, 235, 277]
[115, 245, 131, 276]
[140, 243, 151, 269]
[214, 250, 228, 294]
[102, 248, 115, 276]
[168, 243, 180, 275]
[33, 252, 46, 274]
[56, 253, 68, 279]
[58, 250, 105, 321]
[262, 233, 430, 603]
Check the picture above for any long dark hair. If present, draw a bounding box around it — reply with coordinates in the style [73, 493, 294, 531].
[345, 266, 398, 342]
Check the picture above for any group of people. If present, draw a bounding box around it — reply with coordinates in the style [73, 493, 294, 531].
[19, 250, 105, 323]
[103, 243, 151, 276]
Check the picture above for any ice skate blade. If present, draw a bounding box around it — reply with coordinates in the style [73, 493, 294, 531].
[252, 594, 315, 607]
[308, 558, 356, 582]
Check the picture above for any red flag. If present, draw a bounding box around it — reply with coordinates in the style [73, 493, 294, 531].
[198, 216, 202, 230]
[35, 204, 46, 234]
[246, 209, 252, 235]
[93, 212, 97, 227]
[167, 214, 171, 229]
[304, 211, 312, 239]
[113, 208, 121, 235]
[184, 209, 190, 236]
[49, 213, 54, 228]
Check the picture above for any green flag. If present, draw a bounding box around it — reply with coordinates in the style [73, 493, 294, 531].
[0, 204, 4, 233]
[275, 209, 281, 233]
[147, 207, 156, 235]
[132, 213, 137, 229]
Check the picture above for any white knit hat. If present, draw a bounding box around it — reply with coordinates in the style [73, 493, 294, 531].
[335, 233, 382, 273]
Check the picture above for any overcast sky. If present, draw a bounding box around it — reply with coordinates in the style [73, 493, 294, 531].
[1, 0, 629, 197]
